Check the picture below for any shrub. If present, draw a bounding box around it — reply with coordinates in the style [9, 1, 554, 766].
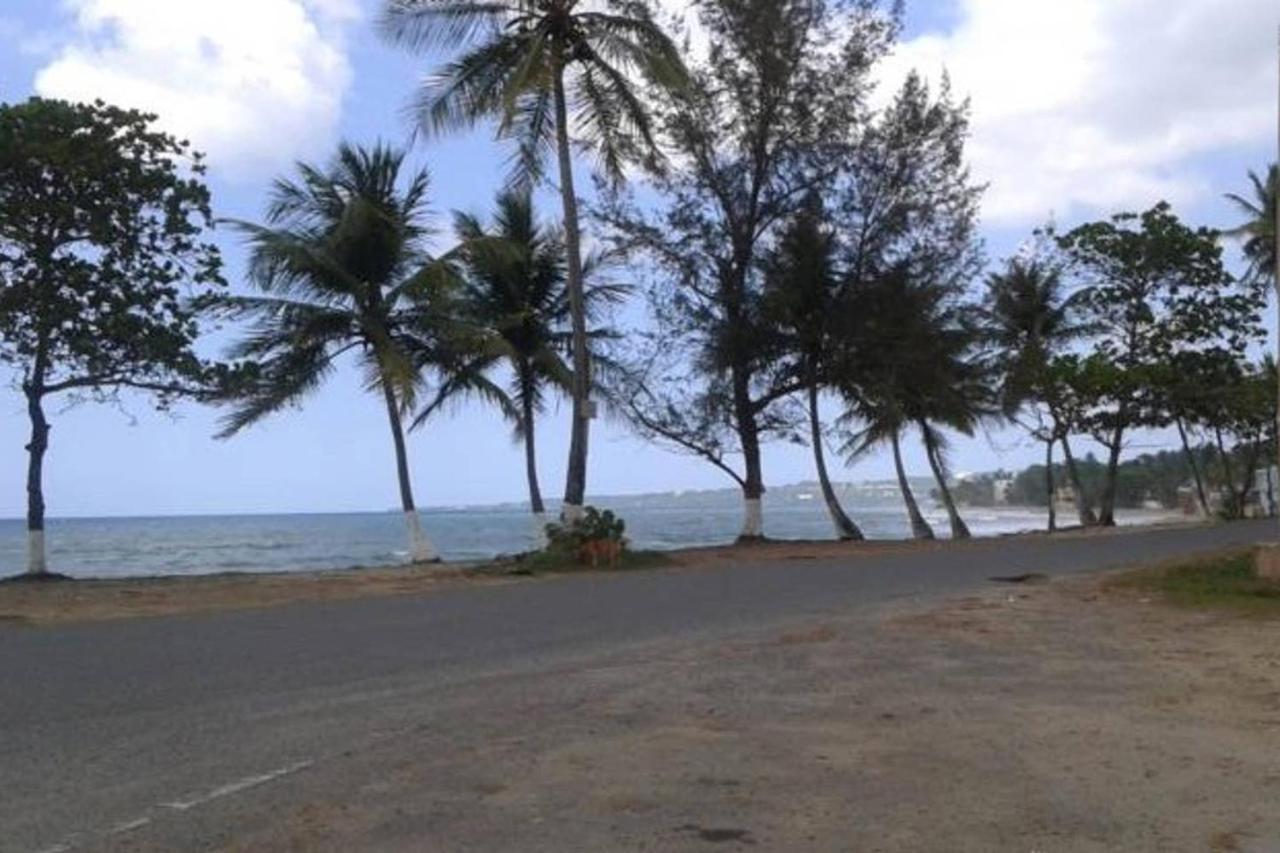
[545, 507, 628, 568]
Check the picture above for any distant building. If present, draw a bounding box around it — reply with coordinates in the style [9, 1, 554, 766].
[992, 477, 1014, 506]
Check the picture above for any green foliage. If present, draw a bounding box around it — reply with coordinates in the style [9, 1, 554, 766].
[1224, 164, 1277, 289]
[380, 0, 689, 186]
[0, 97, 227, 402]
[543, 507, 629, 566]
[211, 143, 504, 438]
[1047, 202, 1266, 523]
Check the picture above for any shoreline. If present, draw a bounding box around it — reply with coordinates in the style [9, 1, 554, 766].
[0, 516, 1215, 627]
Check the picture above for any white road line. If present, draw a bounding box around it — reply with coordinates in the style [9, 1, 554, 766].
[108, 817, 152, 834]
[161, 760, 314, 812]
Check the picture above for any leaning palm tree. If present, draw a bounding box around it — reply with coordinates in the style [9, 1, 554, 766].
[762, 194, 865, 540]
[838, 266, 942, 541]
[215, 143, 483, 564]
[841, 392, 935, 541]
[379, 0, 688, 522]
[446, 189, 626, 517]
[982, 257, 1097, 527]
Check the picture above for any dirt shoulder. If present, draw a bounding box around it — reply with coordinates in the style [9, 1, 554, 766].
[0, 520, 1208, 626]
[144, 564, 1280, 852]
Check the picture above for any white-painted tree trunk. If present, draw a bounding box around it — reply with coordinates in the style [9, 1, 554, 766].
[404, 511, 437, 564]
[531, 512, 550, 551]
[27, 529, 46, 576]
[740, 497, 763, 540]
[561, 503, 586, 524]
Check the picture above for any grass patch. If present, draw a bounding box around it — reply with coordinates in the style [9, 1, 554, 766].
[1109, 550, 1280, 616]
[509, 549, 675, 576]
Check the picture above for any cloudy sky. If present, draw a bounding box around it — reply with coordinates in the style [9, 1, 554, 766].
[0, 0, 1275, 518]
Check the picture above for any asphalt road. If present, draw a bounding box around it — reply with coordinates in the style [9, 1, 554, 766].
[1, 520, 1272, 852]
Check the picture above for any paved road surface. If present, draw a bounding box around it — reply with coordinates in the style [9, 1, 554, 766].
[1, 521, 1271, 851]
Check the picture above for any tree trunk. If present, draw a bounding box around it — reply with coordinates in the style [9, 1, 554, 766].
[521, 388, 545, 516]
[919, 420, 969, 539]
[1215, 427, 1243, 518]
[523, 389, 549, 549]
[891, 429, 935, 540]
[1098, 425, 1124, 527]
[380, 380, 437, 563]
[808, 384, 863, 541]
[1174, 415, 1210, 516]
[553, 64, 590, 524]
[25, 386, 50, 576]
[734, 365, 766, 542]
[1045, 438, 1057, 533]
[1059, 435, 1098, 526]
[1267, 463, 1276, 517]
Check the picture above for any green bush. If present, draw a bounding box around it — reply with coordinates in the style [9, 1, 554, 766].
[544, 507, 628, 566]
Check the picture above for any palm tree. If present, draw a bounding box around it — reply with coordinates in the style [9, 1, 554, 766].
[762, 195, 865, 541]
[215, 143, 486, 564]
[841, 396, 935, 541]
[379, 0, 688, 522]
[447, 190, 626, 518]
[1225, 166, 1277, 289]
[1225, 165, 1279, 498]
[840, 265, 992, 540]
[982, 258, 1097, 527]
[838, 266, 940, 540]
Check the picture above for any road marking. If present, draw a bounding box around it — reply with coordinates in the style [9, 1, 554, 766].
[108, 817, 151, 834]
[161, 760, 314, 812]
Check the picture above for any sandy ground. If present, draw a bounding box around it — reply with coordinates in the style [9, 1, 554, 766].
[0, 520, 1203, 626]
[122, 568, 1278, 853]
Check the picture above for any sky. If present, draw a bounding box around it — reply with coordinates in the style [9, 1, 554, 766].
[0, 0, 1276, 518]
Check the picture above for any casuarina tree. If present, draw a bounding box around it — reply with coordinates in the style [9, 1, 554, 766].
[0, 98, 228, 577]
[379, 0, 688, 522]
[602, 0, 901, 540]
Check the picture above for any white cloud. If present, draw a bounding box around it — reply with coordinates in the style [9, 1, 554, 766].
[34, 0, 358, 178]
[880, 0, 1277, 226]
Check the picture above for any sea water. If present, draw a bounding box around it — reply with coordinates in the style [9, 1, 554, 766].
[0, 490, 1177, 579]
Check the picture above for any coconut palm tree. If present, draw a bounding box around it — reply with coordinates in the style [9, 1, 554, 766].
[215, 143, 493, 564]
[838, 266, 939, 540]
[379, 0, 688, 522]
[982, 257, 1097, 527]
[1225, 165, 1278, 289]
[1225, 165, 1279, 495]
[839, 264, 992, 540]
[445, 189, 627, 517]
[762, 194, 865, 540]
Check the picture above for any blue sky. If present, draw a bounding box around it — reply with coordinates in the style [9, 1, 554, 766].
[0, 0, 1275, 518]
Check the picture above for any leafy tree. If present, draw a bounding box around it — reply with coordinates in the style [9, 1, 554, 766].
[1206, 358, 1276, 519]
[1056, 203, 1264, 526]
[0, 98, 227, 576]
[380, 0, 688, 522]
[982, 255, 1096, 528]
[448, 190, 626, 517]
[603, 0, 901, 540]
[214, 143, 495, 564]
[761, 194, 864, 540]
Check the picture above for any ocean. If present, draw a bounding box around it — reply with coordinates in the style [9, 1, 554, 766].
[0, 485, 1178, 579]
